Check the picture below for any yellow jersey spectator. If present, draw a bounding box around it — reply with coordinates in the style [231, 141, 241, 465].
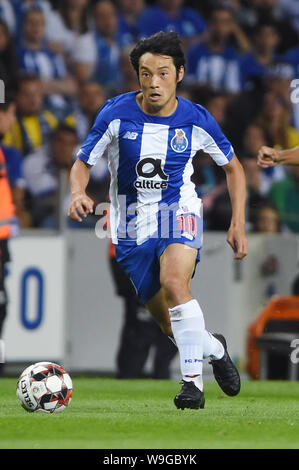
[2, 74, 58, 156]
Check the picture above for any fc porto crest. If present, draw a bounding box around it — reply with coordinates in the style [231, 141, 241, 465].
[171, 128, 188, 153]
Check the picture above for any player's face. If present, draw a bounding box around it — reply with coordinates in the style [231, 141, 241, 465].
[138, 52, 184, 116]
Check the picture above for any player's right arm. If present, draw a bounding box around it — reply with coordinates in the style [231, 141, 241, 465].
[68, 159, 94, 222]
[68, 98, 115, 222]
[257, 145, 299, 167]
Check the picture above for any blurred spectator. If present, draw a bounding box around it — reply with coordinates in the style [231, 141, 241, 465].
[242, 123, 268, 156]
[192, 150, 224, 202]
[203, 182, 231, 231]
[65, 81, 106, 142]
[136, 0, 207, 47]
[186, 4, 244, 93]
[116, 0, 145, 44]
[240, 20, 282, 90]
[115, 45, 141, 93]
[223, 78, 266, 153]
[2, 145, 27, 228]
[17, 6, 78, 117]
[205, 90, 229, 128]
[241, 154, 273, 227]
[0, 18, 19, 95]
[280, 48, 299, 131]
[88, 0, 132, 92]
[269, 166, 299, 232]
[263, 62, 297, 127]
[58, 0, 98, 84]
[202, 151, 273, 231]
[278, 0, 299, 32]
[190, 86, 231, 226]
[12, 0, 67, 50]
[23, 124, 78, 227]
[241, 124, 286, 193]
[2, 74, 58, 157]
[23, 120, 109, 227]
[253, 204, 281, 233]
[255, 90, 299, 150]
[0, 0, 16, 34]
[234, 0, 298, 53]
[283, 45, 299, 79]
[64, 81, 110, 205]
[57, 0, 91, 50]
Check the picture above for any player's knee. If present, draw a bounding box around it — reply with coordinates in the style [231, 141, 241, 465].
[161, 274, 181, 295]
[161, 275, 189, 305]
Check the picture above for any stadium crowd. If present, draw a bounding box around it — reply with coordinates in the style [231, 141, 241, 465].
[0, 0, 299, 233]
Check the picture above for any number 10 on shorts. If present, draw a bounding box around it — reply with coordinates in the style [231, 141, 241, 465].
[177, 214, 197, 238]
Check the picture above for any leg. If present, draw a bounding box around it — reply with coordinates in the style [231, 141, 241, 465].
[148, 243, 239, 406]
[116, 239, 238, 403]
[159, 243, 195, 308]
[159, 243, 205, 379]
[146, 288, 172, 336]
[146, 288, 224, 362]
[152, 326, 178, 379]
[145, 243, 205, 409]
[147, 243, 224, 367]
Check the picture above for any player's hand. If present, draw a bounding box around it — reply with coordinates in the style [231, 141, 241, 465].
[68, 193, 94, 222]
[257, 146, 280, 168]
[227, 224, 248, 260]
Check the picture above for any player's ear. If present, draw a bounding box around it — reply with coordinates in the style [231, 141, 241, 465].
[177, 66, 184, 84]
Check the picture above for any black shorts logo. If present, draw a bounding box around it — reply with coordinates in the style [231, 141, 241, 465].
[134, 158, 169, 190]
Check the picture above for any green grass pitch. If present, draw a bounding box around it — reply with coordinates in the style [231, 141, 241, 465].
[1, 377, 299, 449]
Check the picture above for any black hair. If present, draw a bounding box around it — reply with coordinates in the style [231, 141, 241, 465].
[211, 0, 234, 14]
[60, 0, 89, 34]
[129, 31, 186, 79]
[22, 5, 45, 23]
[255, 18, 279, 33]
[51, 123, 78, 140]
[16, 73, 41, 92]
[13, 73, 41, 101]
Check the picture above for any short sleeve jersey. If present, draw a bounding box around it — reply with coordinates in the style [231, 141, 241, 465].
[77, 91, 234, 245]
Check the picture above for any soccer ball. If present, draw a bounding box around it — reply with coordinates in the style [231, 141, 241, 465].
[16, 361, 73, 413]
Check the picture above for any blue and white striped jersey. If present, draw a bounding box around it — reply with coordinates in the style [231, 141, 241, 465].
[77, 91, 234, 245]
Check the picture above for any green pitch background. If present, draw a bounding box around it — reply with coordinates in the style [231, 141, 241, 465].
[1, 377, 299, 449]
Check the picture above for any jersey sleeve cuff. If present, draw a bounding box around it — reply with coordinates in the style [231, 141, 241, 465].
[219, 146, 234, 166]
[77, 148, 90, 164]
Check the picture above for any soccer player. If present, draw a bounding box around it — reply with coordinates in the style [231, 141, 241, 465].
[257, 145, 299, 167]
[68, 31, 248, 410]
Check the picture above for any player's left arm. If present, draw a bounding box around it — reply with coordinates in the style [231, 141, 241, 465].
[222, 155, 248, 260]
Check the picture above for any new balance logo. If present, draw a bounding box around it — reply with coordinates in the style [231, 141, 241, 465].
[184, 358, 203, 363]
[123, 131, 138, 140]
